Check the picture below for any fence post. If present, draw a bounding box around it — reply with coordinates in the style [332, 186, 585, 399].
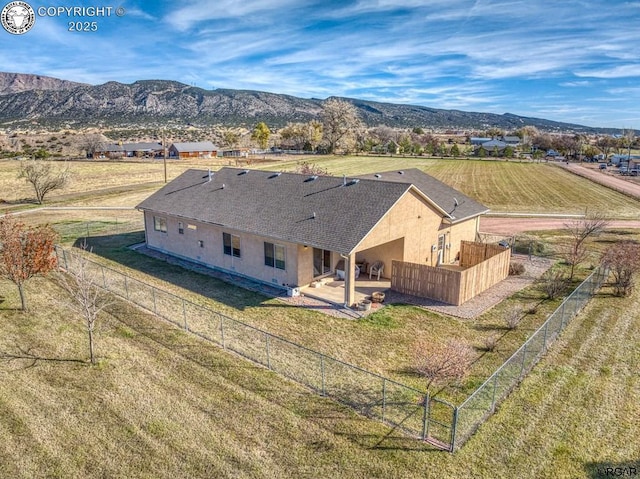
[182, 300, 188, 331]
[421, 394, 430, 440]
[381, 378, 387, 422]
[542, 321, 548, 352]
[520, 342, 528, 378]
[491, 374, 499, 411]
[101, 266, 107, 289]
[450, 407, 459, 453]
[124, 276, 129, 300]
[220, 315, 225, 349]
[560, 302, 566, 330]
[62, 249, 68, 270]
[320, 355, 326, 396]
[265, 333, 271, 370]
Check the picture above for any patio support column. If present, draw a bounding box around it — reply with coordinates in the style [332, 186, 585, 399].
[344, 253, 356, 308]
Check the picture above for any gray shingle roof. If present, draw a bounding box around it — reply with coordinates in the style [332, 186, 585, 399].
[136, 167, 487, 253]
[170, 141, 217, 152]
[356, 169, 488, 222]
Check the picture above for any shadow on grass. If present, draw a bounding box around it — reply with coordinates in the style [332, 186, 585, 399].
[74, 232, 270, 312]
[105, 296, 439, 452]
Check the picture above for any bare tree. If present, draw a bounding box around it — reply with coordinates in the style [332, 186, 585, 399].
[295, 161, 330, 176]
[57, 243, 111, 364]
[595, 136, 616, 160]
[540, 269, 568, 299]
[18, 160, 70, 204]
[82, 134, 105, 159]
[601, 241, 640, 296]
[414, 339, 475, 391]
[221, 128, 241, 148]
[562, 214, 609, 279]
[321, 98, 362, 154]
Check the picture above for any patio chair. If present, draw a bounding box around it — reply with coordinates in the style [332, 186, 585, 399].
[369, 261, 384, 280]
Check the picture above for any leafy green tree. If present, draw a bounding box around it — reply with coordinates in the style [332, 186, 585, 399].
[450, 143, 460, 158]
[504, 146, 514, 158]
[251, 122, 271, 149]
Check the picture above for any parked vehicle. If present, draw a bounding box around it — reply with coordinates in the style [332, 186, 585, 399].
[599, 163, 607, 170]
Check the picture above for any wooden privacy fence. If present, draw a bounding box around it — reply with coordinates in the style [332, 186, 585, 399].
[391, 242, 510, 305]
[459, 240, 508, 268]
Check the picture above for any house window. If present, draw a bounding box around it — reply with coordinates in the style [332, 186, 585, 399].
[153, 216, 167, 233]
[264, 242, 285, 270]
[198, 240, 204, 248]
[223, 232, 241, 257]
[178, 222, 184, 234]
[188, 224, 197, 230]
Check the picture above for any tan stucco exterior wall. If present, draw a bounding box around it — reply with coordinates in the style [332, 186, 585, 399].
[354, 190, 479, 276]
[144, 212, 300, 288]
[143, 189, 481, 290]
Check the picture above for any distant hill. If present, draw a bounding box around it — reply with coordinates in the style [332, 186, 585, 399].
[0, 72, 614, 133]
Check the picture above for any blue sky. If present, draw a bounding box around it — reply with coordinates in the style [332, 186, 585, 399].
[3, 0, 640, 129]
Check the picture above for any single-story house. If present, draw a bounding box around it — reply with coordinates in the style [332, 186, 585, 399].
[501, 136, 520, 146]
[470, 137, 492, 146]
[92, 142, 163, 158]
[169, 141, 218, 159]
[136, 167, 489, 307]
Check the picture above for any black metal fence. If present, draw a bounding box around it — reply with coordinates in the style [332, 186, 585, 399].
[55, 246, 457, 450]
[453, 265, 608, 449]
[55, 239, 607, 452]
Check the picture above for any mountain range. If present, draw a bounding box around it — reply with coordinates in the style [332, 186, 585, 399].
[0, 72, 614, 133]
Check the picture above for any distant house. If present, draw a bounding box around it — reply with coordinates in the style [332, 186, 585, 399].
[123, 142, 163, 157]
[501, 136, 520, 146]
[93, 143, 124, 158]
[475, 139, 509, 156]
[136, 167, 489, 306]
[470, 137, 492, 146]
[92, 142, 162, 159]
[169, 141, 218, 159]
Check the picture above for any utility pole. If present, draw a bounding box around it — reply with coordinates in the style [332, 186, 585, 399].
[163, 128, 168, 183]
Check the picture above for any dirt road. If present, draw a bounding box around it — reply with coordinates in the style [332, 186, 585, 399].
[480, 217, 640, 234]
[559, 162, 640, 199]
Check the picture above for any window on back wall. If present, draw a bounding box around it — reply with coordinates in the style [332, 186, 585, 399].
[178, 222, 184, 234]
[264, 242, 286, 270]
[223, 232, 241, 258]
[153, 216, 167, 233]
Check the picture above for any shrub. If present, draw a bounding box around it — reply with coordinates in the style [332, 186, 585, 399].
[540, 270, 567, 299]
[509, 262, 526, 275]
[482, 333, 499, 352]
[505, 307, 523, 329]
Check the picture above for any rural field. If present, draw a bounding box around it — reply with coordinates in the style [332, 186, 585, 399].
[1, 155, 639, 477]
[0, 274, 638, 478]
[2, 155, 640, 218]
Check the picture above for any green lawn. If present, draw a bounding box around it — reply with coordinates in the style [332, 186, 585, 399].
[0, 274, 638, 478]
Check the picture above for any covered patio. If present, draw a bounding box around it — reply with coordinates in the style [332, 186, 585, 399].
[300, 274, 391, 308]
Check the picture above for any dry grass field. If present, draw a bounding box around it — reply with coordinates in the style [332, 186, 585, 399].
[2, 156, 640, 219]
[0, 273, 638, 478]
